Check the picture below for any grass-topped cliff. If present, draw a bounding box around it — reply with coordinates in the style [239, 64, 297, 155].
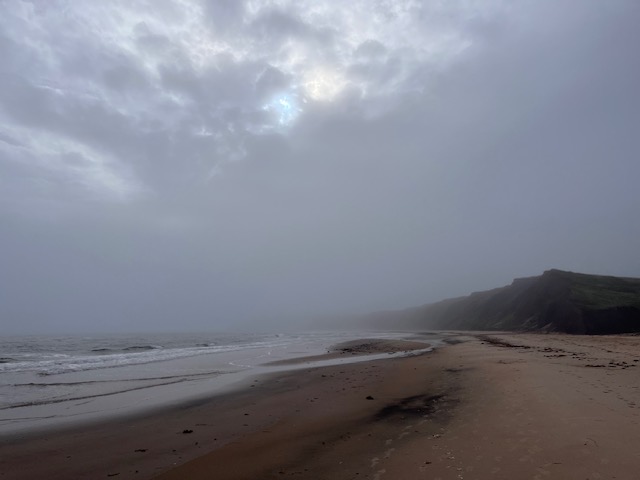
[365, 270, 640, 334]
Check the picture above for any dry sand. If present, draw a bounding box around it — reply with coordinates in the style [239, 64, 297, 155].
[2, 334, 640, 479]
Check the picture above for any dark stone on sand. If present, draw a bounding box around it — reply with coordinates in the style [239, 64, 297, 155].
[375, 394, 448, 420]
[134, 449, 147, 452]
[366, 395, 374, 400]
[182, 429, 193, 434]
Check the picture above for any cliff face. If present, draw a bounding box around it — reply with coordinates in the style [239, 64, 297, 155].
[366, 270, 640, 334]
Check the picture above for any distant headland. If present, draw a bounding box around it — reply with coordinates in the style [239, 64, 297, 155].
[362, 269, 640, 334]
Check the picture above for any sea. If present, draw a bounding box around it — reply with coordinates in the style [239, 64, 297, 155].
[0, 331, 437, 435]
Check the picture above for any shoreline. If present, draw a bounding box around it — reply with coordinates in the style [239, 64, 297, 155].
[3, 333, 640, 479]
[0, 333, 435, 436]
[0, 337, 439, 480]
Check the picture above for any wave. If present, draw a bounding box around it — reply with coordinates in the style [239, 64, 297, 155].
[0, 339, 291, 376]
[91, 345, 162, 353]
[123, 345, 162, 352]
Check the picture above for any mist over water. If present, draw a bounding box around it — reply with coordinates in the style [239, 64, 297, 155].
[1, 1, 639, 335]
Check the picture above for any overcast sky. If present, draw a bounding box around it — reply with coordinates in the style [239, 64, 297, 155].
[1, 0, 639, 334]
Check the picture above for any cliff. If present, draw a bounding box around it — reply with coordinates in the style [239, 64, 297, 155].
[365, 270, 640, 334]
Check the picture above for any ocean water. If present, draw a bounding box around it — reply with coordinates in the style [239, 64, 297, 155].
[0, 331, 435, 435]
[0, 332, 288, 377]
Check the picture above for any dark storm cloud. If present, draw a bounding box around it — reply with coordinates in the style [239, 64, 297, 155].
[1, 1, 639, 333]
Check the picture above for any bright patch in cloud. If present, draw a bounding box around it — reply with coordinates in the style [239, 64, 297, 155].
[263, 93, 302, 126]
[303, 68, 347, 102]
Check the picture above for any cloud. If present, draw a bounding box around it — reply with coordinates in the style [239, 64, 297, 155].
[1, 0, 639, 333]
[0, 1, 494, 197]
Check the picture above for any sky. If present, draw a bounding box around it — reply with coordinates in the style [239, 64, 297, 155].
[1, 0, 640, 334]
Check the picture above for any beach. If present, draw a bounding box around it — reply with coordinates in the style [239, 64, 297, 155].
[2, 333, 640, 479]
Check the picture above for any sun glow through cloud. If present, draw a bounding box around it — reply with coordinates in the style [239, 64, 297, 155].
[303, 68, 347, 102]
[263, 93, 302, 127]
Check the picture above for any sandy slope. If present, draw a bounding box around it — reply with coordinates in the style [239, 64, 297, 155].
[155, 333, 640, 480]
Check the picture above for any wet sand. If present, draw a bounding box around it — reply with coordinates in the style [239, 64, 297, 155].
[2, 334, 640, 479]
